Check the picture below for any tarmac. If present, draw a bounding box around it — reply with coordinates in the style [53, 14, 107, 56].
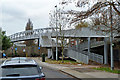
[32, 58, 119, 80]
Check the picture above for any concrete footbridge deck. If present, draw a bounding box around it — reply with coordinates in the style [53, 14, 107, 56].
[9, 27, 110, 45]
[9, 27, 113, 48]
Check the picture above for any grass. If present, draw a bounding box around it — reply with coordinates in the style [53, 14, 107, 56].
[46, 59, 83, 65]
[93, 67, 120, 74]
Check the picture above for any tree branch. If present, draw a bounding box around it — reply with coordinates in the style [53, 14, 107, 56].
[112, 2, 120, 16]
[70, 2, 110, 24]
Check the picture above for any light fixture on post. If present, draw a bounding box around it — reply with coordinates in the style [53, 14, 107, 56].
[55, 5, 58, 60]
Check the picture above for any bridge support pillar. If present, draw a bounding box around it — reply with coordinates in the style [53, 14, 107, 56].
[48, 48, 53, 59]
[38, 37, 41, 47]
[76, 39, 79, 50]
[69, 38, 72, 47]
[88, 37, 91, 54]
[104, 37, 108, 64]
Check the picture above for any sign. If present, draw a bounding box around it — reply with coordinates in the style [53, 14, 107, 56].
[38, 47, 40, 50]
[15, 48, 17, 51]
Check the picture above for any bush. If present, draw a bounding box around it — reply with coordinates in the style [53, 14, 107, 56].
[30, 53, 40, 57]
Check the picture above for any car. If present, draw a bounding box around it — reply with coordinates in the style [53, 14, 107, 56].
[0, 57, 45, 80]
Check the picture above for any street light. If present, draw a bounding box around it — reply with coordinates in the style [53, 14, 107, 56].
[110, 0, 114, 70]
[55, 5, 58, 60]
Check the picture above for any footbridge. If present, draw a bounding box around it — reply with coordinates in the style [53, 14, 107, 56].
[9, 27, 58, 47]
[9, 27, 109, 43]
[9, 27, 114, 64]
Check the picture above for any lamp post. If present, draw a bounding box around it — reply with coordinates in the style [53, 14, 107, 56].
[110, 0, 114, 70]
[55, 5, 58, 60]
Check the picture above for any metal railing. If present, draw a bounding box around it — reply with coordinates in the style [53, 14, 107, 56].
[88, 52, 103, 64]
[71, 40, 104, 51]
[67, 49, 89, 64]
[68, 45, 103, 64]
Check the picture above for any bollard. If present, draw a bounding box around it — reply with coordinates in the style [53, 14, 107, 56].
[42, 53, 45, 62]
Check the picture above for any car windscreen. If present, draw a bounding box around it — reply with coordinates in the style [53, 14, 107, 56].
[1, 65, 41, 77]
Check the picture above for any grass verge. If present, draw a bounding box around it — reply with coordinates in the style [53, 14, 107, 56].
[46, 59, 83, 65]
[93, 67, 120, 74]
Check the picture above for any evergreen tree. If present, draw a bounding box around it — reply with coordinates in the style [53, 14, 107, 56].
[2, 31, 12, 50]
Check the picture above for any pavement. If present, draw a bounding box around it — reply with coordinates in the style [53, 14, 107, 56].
[32, 58, 119, 80]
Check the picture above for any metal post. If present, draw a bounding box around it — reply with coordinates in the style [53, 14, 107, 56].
[38, 33, 41, 59]
[76, 39, 79, 51]
[104, 37, 108, 64]
[110, 1, 114, 70]
[55, 5, 58, 60]
[38, 38, 41, 47]
[11, 46, 13, 57]
[51, 49, 54, 59]
[88, 37, 91, 53]
[69, 38, 71, 47]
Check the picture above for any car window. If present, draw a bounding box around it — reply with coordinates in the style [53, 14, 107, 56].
[11, 57, 27, 60]
[1, 66, 41, 77]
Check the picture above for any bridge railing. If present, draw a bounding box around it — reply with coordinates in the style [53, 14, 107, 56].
[9, 27, 58, 42]
[70, 39, 104, 51]
[69, 44, 103, 64]
[88, 52, 103, 64]
[67, 49, 89, 64]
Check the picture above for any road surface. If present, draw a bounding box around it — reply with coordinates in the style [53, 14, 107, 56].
[38, 63, 78, 80]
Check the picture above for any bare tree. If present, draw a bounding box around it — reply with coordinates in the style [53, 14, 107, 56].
[59, 0, 120, 25]
[49, 7, 69, 63]
[75, 21, 89, 29]
[90, 7, 120, 33]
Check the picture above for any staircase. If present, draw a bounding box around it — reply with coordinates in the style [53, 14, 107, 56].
[66, 40, 104, 64]
[73, 40, 104, 51]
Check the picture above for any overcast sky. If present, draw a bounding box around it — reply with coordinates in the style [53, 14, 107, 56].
[0, 0, 60, 35]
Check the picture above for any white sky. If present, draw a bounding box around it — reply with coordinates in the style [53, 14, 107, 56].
[0, 0, 113, 36]
[0, 0, 60, 35]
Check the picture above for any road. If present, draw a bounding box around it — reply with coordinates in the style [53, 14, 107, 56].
[39, 64, 78, 80]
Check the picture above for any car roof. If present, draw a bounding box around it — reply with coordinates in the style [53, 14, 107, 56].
[1, 58, 37, 68]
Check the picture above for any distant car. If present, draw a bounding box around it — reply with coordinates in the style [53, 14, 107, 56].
[0, 58, 45, 80]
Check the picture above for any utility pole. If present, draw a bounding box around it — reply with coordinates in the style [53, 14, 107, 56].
[110, 0, 114, 70]
[55, 5, 58, 60]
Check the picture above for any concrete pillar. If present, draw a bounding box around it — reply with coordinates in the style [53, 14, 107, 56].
[47, 48, 53, 59]
[39, 37, 41, 47]
[88, 37, 91, 53]
[104, 37, 108, 64]
[76, 39, 79, 51]
[69, 38, 71, 47]
[48, 49, 50, 58]
[38, 38, 41, 47]
[51, 49, 54, 59]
